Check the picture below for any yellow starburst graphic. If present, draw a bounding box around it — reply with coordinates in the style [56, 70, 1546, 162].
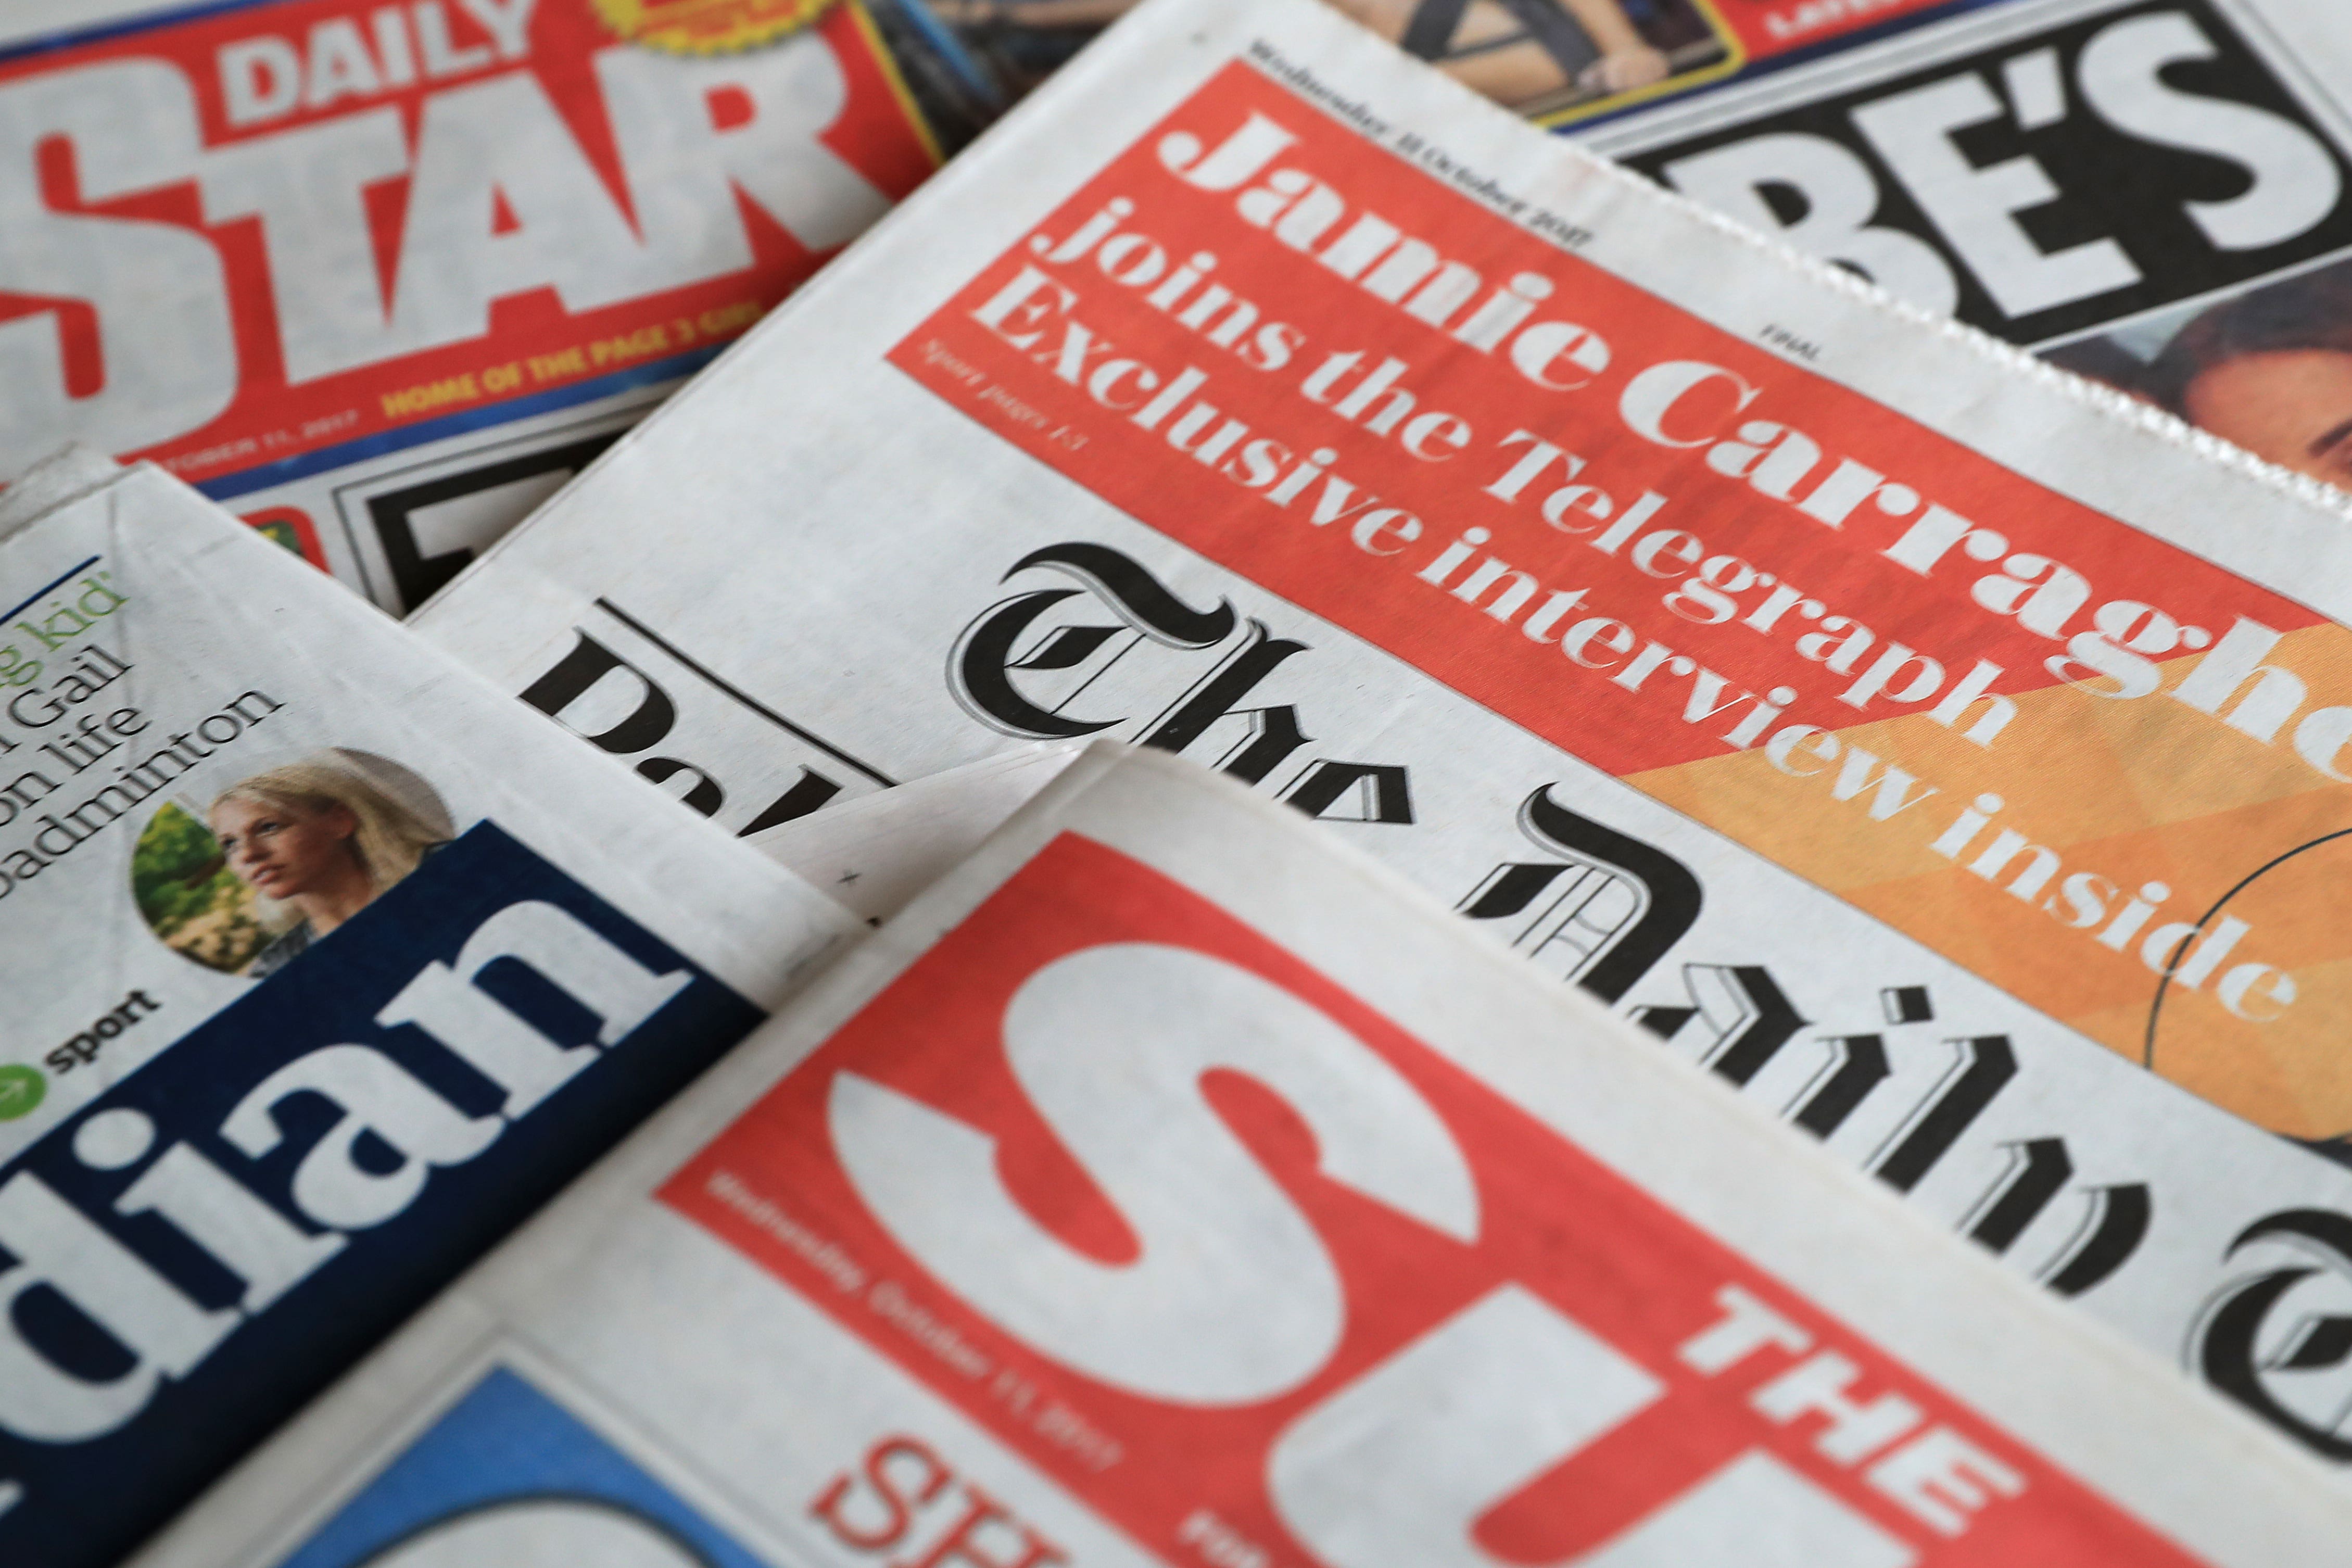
[591, 0, 839, 55]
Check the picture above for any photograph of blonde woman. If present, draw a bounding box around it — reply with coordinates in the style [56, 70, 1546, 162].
[208, 753, 454, 979]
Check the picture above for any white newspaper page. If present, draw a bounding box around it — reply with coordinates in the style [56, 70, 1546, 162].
[751, 743, 1081, 921]
[0, 0, 943, 613]
[1586, 0, 2352, 490]
[133, 744, 2352, 1568]
[413, 0, 2352, 1461]
[0, 452, 855, 1566]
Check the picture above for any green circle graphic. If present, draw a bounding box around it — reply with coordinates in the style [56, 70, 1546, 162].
[0, 1064, 46, 1121]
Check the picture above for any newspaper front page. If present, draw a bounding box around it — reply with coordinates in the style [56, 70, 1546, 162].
[129, 744, 2352, 1568]
[1585, 0, 2352, 490]
[411, 0, 2352, 1460]
[0, 451, 856, 1566]
[0, 0, 941, 613]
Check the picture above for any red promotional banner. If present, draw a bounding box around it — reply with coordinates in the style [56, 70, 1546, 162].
[665, 831, 2202, 1566]
[887, 57, 2352, 1138]
[1710, 0, 1968, 57]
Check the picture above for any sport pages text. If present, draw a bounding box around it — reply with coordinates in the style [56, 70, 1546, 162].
[0, 0, 938, 611]
[131, 745, 2352, 1568]
[0, 452, 854, 1566]
[412, 0, 2352, 1462]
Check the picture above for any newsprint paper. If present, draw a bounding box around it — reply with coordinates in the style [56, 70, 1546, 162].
[132, 745, 2352, 1568]
[889, 0, 2352, 497]
[753, 744, 1084, 922]
[0, 0, 939, 613]
[0, 449, 855, 1566]
[1584, 0, 2352, 490]
[0, 0, 1955, 625]
[414, 0, 2352, 1461]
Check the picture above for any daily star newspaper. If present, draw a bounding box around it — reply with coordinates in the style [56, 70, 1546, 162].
[0, 0, 941, 613]
[1583, 0, 2352, 490]
[127, 745, 2352, 1568]
[0, 448, 855, 1566]
[411, 0, 2352, 1461]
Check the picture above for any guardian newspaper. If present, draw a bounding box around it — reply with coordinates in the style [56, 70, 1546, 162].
[0, 449, 853, 1566]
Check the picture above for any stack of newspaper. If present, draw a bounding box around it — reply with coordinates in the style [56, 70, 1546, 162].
[8, 0, 2343, 601]
[11, 0, 2352, 1561]
[0, 446, 853, 1562]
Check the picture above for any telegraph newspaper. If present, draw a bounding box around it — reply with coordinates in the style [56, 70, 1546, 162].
[412, 0, 2352, 1462]
[1585, 0, 2352, 490]
[0, 0, 940, 612]
[130, 745, 2352, 1568]
[0, 450, 855, 1566]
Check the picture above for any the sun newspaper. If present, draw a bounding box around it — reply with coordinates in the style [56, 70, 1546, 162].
[0, 447, 855, 1567]
[410, 0, 2352, 1463]
[129, 744, 2352, 1568]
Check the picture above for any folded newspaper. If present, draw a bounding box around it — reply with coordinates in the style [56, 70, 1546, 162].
[0, 0, 942, 613]
[0, 448, 856, 1566]
[0, 0, 2165, 621]
[752, 743, 1083, 921]
[20, 0, 2340, 622]
[411, 0, 2352, 1460]
[130, 743, 2352, 1568]
[1586, 0, 2352, 489]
